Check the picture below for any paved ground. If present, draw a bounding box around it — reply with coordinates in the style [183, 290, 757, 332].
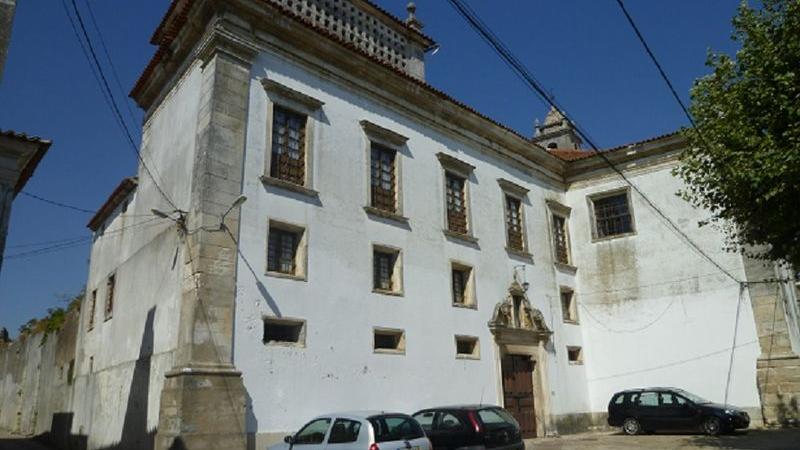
[2, 429, 799, 450]
[530, 429, 800, 450]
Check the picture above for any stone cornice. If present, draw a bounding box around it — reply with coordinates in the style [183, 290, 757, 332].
[360, 120, 408, 147]
[565, 133, 686, 184]
[261, 78, 324, 110]
[436, 152, 475, 174]
[131, 0, 568, 185]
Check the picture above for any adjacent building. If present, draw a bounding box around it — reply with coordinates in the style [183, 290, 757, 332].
[1, 1, 798, 449]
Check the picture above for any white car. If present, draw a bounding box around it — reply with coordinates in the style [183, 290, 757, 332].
[269, 411, 433, 450]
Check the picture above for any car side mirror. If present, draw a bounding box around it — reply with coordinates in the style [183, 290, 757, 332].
[284, 435, 295, 444]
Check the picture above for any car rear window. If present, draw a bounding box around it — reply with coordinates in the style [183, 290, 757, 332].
[369, 415, 424, 442]
[412, 412, 435, 433]
[612, 394, 624, 405]
[478, 408, 518, 429]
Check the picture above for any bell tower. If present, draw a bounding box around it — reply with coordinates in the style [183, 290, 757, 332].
[532, 106, 583, 150]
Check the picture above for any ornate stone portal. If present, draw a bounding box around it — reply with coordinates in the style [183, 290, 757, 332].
[489, 280, 555, 438]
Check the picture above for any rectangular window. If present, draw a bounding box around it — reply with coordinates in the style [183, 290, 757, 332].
[552, 214, 570, 264]
[505, 195, 524, 251]
[455, 335, 479, 359]
[370, 144, 397, 213]
[451, 263, 475, 307]
[270, 106, 307, 186]
[104, 274, 115, 320]
[267, 227, 299, 275]
[560, 288, 577, 323]
[88, 289, 97, 330]
[263, 317, 306, 345]
[445, 172, 468, 234]
[373, 328, 405, 354]
[373, 246, 401, 294]
[567, 346, 583, 364]
[592, 192, 633, 238]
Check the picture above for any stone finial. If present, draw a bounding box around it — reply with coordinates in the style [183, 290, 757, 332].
[406, 2, 424, 31]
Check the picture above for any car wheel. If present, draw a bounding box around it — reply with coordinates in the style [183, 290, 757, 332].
[701, 416, 722, 436]
[622, 417, 641, 436]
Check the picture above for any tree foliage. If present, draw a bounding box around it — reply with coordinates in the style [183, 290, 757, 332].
[16, 288, 84, 338]
[676, 0, 800, 267]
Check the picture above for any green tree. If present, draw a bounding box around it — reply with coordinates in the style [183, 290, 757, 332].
[676, 0, 800, 267]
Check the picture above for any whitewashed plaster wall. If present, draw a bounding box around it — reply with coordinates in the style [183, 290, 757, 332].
[565, 161, 761, 415]
[233, 49, 591, 436]
[67, 63, 204, 448]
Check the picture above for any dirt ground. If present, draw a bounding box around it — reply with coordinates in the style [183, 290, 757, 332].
[529, 429, 800, 450]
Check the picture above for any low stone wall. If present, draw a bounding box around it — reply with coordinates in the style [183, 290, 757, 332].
[0, 309, 79, 446]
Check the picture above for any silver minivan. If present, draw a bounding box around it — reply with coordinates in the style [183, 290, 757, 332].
[269, 412, 433, 450]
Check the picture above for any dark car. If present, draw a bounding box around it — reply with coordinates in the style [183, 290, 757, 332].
[607, 388, 750, 436]
[412, 405, 524, 450]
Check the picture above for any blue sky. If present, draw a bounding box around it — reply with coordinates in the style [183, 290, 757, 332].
[0, 1, 741, 335]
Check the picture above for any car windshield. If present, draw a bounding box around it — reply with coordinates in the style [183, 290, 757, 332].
[675, 389, 710, 404]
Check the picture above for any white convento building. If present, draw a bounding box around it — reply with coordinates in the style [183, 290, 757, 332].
[1, 1, 799, 449]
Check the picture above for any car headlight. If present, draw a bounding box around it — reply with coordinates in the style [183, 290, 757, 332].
[724, 409, 736, 415]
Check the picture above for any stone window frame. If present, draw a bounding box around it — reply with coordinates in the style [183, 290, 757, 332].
[265, 218, 309, 281]
[587, 187, 637, 242]
[450, 260, 477, 310]
[437, 152, 477, 244]
[371, 243, 404, 296]
[373, 327, 406, 355]
[559, 286, 579, 325]
[260, 78, 324, 198]
[454, 335, 480, 360]
[104, 273, 115, 321]
[262, 316, 307, 348]
[361, 120, 409, 225]
[567, 346, 584, 365]
[546, 199, 576, 272]
[87, 289, 97, 331]
[498, 178, 532, 260]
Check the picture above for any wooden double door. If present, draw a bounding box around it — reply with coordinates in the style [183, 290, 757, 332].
[501, 354, 537, 438]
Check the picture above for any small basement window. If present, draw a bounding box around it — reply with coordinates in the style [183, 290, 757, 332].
[373, 328, 405, 354]
[455, 335, 479, 359]
[263, 317, 306, 346]
[567, 346, 583, 364]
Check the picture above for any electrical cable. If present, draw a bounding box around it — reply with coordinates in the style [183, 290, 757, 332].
[81, 0, 140, 130]
[18, 191, 95, 214]
[64, 0, 178, 211]
[446, 0, 740, 283]
[3, 217, 168, 261]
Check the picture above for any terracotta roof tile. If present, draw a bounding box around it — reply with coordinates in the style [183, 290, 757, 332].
[87, 177, 138, 231]
[0, 129, 52, 194]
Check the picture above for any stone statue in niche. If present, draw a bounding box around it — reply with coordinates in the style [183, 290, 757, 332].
[491, 301, 513, 327]
[489, 282, 552, 337]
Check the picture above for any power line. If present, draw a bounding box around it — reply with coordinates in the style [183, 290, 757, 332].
[613, 0, 697, 130]
[3, 217, 168, 261]
[64, 0, 178, 211]
[81, 0, 140, 130]
[612, 0, 719, 168]
[19, 191, 95, 214]
[446, 0, 740, 284]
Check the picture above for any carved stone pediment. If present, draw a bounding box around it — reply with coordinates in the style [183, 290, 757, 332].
[489, 281, 551, 342]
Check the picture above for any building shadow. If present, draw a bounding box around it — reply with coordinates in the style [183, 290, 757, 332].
[32, 308, 157, 450]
